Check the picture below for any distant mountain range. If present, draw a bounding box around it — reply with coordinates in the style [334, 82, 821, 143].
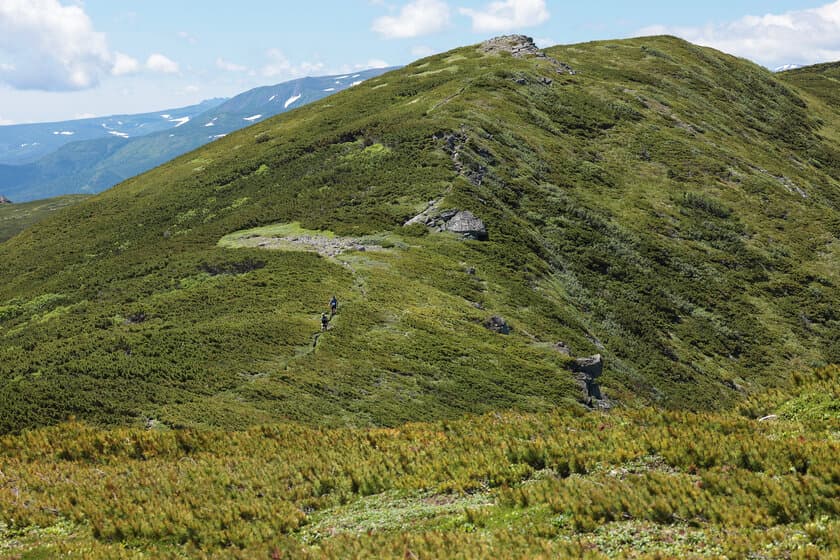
[0, 68, 392, 202]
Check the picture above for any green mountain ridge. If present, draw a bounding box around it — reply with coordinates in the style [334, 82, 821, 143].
[1, 35, 839, 433]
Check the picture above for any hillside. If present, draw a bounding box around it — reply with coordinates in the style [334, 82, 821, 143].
[1, 35, 839, 434]
[1, 367, 838, 558]
[0, 195, 89, 243]
[0, 68, 391, 202]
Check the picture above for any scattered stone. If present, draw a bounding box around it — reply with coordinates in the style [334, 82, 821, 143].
[514, 77, 528, 85]
[0, 195, 11, 204]
[553, 341, 572, 356]
[485, 315, 510, 335]
[466, 267, 476, 275]
[758, 414, 779, 422]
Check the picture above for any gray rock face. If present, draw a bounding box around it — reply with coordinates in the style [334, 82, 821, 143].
[572, 354, 603, 378]
[445, 210, 488, 240]
[405, 205, 488, 241]
[0, 195, 11, 204]
[569, 354, 607, 406]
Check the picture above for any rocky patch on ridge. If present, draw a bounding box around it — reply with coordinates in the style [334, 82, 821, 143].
[480, 35, 576, 75]
[0, 196, 11, 204]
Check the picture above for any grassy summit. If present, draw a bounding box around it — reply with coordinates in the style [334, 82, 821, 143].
[0, 35, 839, 433]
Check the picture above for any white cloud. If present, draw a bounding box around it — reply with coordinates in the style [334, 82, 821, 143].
[216, 57, 248, 72]
[460, 0, 549, 33]
[111, 52, 139, 76]
[0, 0, 113, 90]
[364, 59, 390, 69]
[372, 0, 450, 39]
[261, 49, 325, 79]
[639, 0, 840, 67]
[146, 53, 179, 74]
[177, 31, 197, 45]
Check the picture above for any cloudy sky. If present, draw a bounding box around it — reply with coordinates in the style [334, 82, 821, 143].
[1, 0, 839, 124]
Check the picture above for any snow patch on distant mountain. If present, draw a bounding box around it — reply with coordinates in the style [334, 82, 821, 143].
[774, 64, 801, 72]
[352, 74, 360, 78]
[284, 94, 302, 108]
[170, 117, 190, 127]
[350, 81, 363, 87]
[204, 118, 217, 127]
[323, 88, 335, 92]
[268, 95, 276, 102]
[335, 75, 350, 79]
[210, 134, 227, 139]
[160, 114, 171, 119]
[243, 114, 262, 122]
[108, 131, 129, 139]
[53, 131, 74, 135]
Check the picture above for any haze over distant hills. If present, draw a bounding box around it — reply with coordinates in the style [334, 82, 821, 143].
[0, 68, 392, 202]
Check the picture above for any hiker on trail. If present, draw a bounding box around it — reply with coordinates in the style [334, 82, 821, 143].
[321, 312, 329, 332]
[330, 295, 338, 315]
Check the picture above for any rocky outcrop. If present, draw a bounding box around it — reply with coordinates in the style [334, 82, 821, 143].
[481, 35, 544, 58]
[444, 210, 488, 240]
[480, 35, 576, 75]
[405, 205, 488, 241]
[569, 354, 608, 406]
[571, 354, 603, 379]
[0, 195, 11, 204]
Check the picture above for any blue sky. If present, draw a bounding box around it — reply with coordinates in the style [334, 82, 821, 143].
[1, 0, 839, 124]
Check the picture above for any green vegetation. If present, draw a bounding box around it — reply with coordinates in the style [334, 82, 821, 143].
[0, 196, 88, 243]
[0, 367, 837, 558]
[0, 35, 839, 436]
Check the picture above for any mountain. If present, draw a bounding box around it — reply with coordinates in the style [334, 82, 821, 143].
[0, 99, 225, 166]
[0, 35, 839, 435]
[0, 68, 392, 202]
[777, 60, 840, 108]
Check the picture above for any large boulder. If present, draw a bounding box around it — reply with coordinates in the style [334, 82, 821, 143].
[404, 205, 488, 241]
[444, 210, 488, 241]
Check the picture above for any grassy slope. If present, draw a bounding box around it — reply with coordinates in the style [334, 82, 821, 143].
[1, 367, 837, 558]
[0, 196, 89, 243]
[1, 36, 840, 433]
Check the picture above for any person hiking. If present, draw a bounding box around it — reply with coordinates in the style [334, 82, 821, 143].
[321, 312, 329, 332]
[329, 295, 338, 316]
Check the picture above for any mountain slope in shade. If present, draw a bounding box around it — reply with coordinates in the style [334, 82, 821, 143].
[0, 99, 225, 166]
[0, 68, 392, 202]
